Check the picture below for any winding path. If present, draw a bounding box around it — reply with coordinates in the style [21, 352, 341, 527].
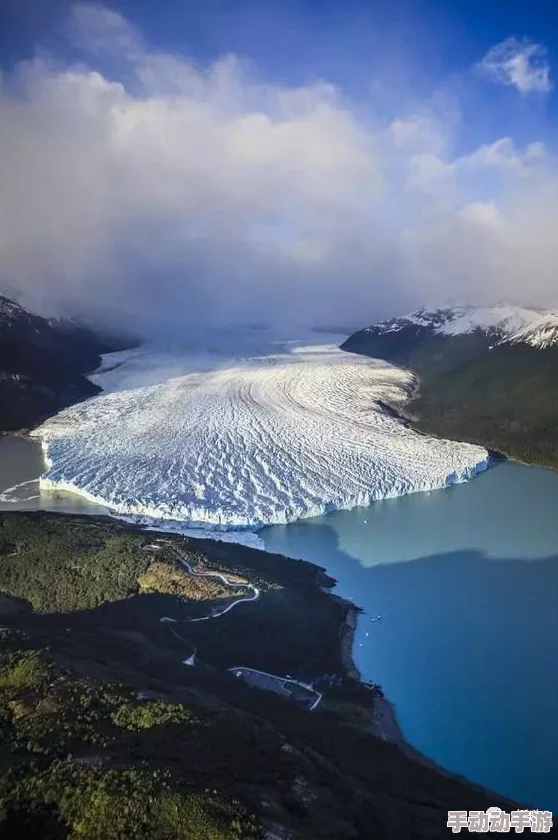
[172, 549, 260, 621]
[154, 545, 321, 713]
[157, 543, 260, 667]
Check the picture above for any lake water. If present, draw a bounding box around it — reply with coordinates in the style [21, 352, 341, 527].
[262, 460, 558, 811]
[0, 435, 109, 516]
[1, 434, 557, 810]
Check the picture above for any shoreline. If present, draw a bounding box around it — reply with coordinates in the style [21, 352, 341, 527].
[409, 377, 558, 474]
[324, 583, 412, 748]
[334, 595, 362, 682]
[0, 431, 452, 759]
[0, 496, 523, 804]
[0, 433, 522, 771]
[0, 512, 522, 837]
[337, 598, 409, 748]
[5, 428, 490, 537]
[0, 431, 523, 769]
[331, 578, 510, 781]
[2, 502, 409, 751]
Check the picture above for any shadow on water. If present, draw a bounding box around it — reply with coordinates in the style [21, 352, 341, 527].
[264, 519, 558, 811]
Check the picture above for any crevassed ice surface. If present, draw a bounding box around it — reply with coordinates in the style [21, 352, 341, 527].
[31, 336, 489, 534]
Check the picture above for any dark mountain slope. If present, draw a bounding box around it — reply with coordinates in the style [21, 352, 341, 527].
[0, 296, 131, 432]
[343, 324, 493, 377]
[415, 343, 558, 467]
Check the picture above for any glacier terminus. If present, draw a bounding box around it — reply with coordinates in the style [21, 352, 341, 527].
[31, 333, 489, 541]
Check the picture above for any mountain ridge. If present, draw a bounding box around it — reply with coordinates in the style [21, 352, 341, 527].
[506, 312, 558, 349]
[360, 303, 546, 340]
[342, 303, 558, 469]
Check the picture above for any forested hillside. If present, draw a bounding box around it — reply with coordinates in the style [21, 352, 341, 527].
[0, 512, 517, 839]
[342, 308, 558, 468]
[414, 343, 558, 467]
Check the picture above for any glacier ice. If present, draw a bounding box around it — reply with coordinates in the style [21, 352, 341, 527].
[32, 336, 489, 538]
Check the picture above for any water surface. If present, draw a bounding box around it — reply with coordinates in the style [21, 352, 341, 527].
[0, 435, 109, 516]
[262, 461, 558, 811]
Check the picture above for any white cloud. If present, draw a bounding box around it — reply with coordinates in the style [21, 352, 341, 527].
[406, 153, 455, 197]
[459, 202, 505, 230]
[389, 116, 444, 153]
[477, 37, 552, 94]
[68, 3, 143, 58]
[1, 5, 558, 333]
[456, 138, 548, 177]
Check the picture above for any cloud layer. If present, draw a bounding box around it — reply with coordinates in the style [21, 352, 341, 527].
[477, 37, 552, 94]
[1, 5, 557, 335]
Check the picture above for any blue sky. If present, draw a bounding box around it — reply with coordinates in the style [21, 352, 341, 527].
[3, 0, 556, 148]
[2, 1, 556, 71]
[1, 1, 558, 330]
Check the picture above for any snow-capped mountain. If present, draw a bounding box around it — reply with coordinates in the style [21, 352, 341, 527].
[0, 294, 50, 332]
[342, 303, 558, 371]
[364, 304, 543, 341]
[343, 302, 558, 471]
[506, 312, 558, 349]
[0, 295, 30, 326]
[0, 294, 106, 373]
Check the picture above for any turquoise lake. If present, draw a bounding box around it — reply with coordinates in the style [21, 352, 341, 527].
[262, 460, 558, 812]
[1, 435, 557, 810]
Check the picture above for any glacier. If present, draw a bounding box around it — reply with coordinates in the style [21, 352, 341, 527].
[31, 334, 489, 540]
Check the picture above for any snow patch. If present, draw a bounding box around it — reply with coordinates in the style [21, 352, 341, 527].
[438, 305, 542, 337]
[506, 312, 558, 349]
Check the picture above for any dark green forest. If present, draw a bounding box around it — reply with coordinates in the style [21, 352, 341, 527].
[342, 328, 558, 468]
[0, 512, 517, 838]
